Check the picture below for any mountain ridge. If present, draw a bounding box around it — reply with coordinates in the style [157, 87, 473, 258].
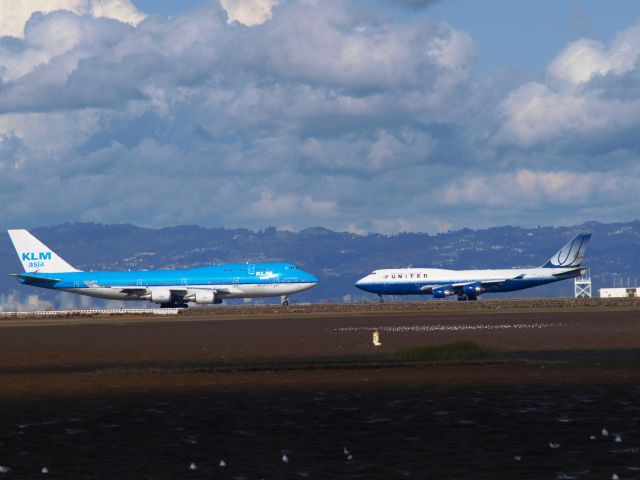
[1, 220, 639, 308]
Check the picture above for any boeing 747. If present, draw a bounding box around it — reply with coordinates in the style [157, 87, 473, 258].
[8, 229, 318, 308]
[355, 233, 591, 302]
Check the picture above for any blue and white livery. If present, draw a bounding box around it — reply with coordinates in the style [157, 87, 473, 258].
[355, 233, 591, 302]
[8, 230, 318, 308]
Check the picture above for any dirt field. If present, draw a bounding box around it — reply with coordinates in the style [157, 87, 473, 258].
[1, 300, 640, 479]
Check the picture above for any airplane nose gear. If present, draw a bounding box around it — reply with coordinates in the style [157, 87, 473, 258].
[281, 295, 289, 306]
[378, 294, 384, 303]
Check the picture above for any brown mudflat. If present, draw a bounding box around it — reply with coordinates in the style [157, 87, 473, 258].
[1, 300, 640, 479]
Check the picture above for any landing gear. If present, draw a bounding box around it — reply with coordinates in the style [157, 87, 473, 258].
[281, 295, 290, 306]
[160, 302, 188, 309]
[378, 294, 384, 304]
[457, 295, 478, 302]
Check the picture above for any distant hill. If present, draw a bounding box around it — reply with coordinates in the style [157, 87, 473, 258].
[1, 221, 639, 309]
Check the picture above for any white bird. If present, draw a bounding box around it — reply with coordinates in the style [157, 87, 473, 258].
[189, 462, 197, 471]
[347, 454, 353, 461]
[614, 435, 622, 443]
[589, 435, 597, 440]
[0, 466, 11, 474]
[41, 466, 49, 474]
[612, 474, 619, 480]
[513, 456, 522, 461]
[549, 442, 561, 449]
[602, 428, 609, 438]
[219, 460, 226, 467]
[281, 454, 289, 464]
[343, 447, 349, 456]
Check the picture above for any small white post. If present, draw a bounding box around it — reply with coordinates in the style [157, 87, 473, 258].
[372, 329, 382, 347]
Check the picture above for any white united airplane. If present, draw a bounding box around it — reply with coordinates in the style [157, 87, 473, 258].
[355, 233, 591, 302]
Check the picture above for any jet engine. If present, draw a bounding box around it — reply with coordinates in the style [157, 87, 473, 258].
[150, 289, 172, 304]
[185, 290, 223, 304]
[432, 286, 455, 299]
[463, 283, 485, 296]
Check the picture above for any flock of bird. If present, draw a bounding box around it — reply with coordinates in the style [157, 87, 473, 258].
[543, 427, 626, 480]
[172, 447, 352, 473]
[0, 447, 355, 476]
[0, 432, 632, 477]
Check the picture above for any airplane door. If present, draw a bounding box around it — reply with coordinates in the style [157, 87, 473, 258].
[136, 279, 143, 286]
[247, 264, 255, 275]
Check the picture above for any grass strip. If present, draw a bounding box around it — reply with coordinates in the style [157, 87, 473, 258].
[96, 342, 505, 374]
[392, 341, 502, 362]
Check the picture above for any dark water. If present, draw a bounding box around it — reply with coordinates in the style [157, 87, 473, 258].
[1, 384, 639, 479]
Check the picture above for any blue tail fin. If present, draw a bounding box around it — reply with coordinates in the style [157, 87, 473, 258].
[542, 233, 591, 268]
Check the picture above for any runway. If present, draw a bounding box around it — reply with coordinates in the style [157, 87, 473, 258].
[1, 300, 640, 478]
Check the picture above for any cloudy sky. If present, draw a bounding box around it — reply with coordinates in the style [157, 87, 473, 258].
[1, 0, 639, 234]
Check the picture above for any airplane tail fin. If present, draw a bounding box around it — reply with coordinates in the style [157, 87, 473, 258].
[541, 233, 591, 268]
[7, 229, 80, 273]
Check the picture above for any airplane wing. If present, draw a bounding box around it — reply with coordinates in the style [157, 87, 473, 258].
[181, 287, 232, 295]
[419, 285, 444, 294]
[85, 284, 232, 296]
[119, 287, 149, 295]
[421, 274, 526, 295]
[461, 274, 525, 292]
[10, 273, 61, 284]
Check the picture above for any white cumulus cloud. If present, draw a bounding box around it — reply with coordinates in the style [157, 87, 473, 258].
[493, 82, 640, 148]
[0, 1, 638, 234]
[494, 19, 640, 149]
[0, 0, 145, 38]
[440, 169, 625, 209]
[219, 0, 281, 26]
[548, 20, 640, 85]
[248, 191, 337, 219]
[90, 0, 145, 25]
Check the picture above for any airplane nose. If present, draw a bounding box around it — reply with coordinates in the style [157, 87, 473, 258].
[305, 271, 319, 283]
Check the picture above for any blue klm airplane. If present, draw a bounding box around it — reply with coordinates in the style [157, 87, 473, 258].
[8, 230, 318, 308]
[356, 233, 591, 302]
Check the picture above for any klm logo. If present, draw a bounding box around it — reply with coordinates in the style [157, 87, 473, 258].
[22, 252, 51, 261]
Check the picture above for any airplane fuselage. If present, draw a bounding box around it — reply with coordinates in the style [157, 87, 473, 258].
[355, 233, 591, 300]
[355, 267, 583, 296]
[16, 263, 318, 303]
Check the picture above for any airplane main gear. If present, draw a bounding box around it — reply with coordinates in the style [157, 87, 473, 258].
[457, 295, 478, 301]
[160, 302, 188, 309]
